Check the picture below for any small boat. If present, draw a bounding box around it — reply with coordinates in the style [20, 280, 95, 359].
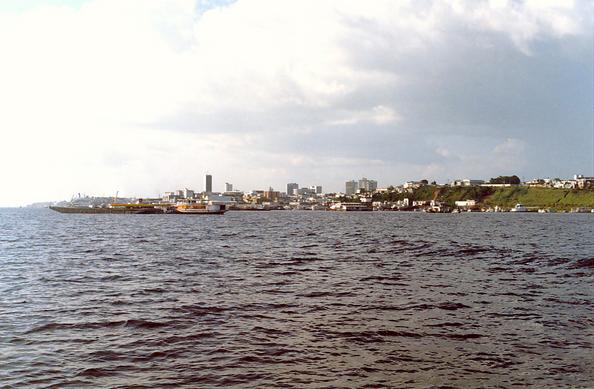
[175, 202, 227, 214]
[329, 202, 373, 211]
[511, 203, 528, 212]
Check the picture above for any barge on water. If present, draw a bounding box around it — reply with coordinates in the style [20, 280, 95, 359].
[49, 201, 227, 215]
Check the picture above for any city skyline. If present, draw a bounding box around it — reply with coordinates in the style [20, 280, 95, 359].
[0, 0, 592, 206]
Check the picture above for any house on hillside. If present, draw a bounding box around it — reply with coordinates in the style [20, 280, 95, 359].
[451, 179, 484, 187]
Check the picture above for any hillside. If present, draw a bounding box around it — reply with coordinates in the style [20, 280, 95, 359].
[374, 186, 594, 210]
[482, 187, 594, 210]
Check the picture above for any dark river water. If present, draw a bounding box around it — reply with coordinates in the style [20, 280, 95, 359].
[0, 208, 592, 388]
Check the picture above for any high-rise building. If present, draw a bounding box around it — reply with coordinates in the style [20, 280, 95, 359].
[345, 180, 358, 195]
[358, 177, 378, 192]
[225, 182, 233, 192]
[287, 183, 299, 196]
[205, 174, 212, 193]
[309, 185, 323, 194]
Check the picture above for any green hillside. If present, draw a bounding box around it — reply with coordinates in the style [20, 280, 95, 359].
[482, 187, 594, 209]
[373, 186, 594, 210]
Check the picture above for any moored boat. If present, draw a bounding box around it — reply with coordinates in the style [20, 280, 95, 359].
[174, 202, 226, 214]
[510, 203, 528, 212]
[49, 204, 161, 214]
[49, 201, 226, 215]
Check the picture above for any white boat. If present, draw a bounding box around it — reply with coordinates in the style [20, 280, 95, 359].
[329, 202, 372, 211]
[511, 203, 528, 212]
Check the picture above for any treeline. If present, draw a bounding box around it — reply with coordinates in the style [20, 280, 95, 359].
[489, 175, 521, 185]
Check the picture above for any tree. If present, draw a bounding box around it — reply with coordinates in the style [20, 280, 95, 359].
[489, 175, 521, 185]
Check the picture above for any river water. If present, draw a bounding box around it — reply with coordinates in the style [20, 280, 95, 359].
[0, 208, 592, 388]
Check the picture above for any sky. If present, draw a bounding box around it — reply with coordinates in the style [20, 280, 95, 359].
[0, 0, 591, 206]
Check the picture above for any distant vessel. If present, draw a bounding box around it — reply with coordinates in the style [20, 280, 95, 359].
[510, 204, 528, 212]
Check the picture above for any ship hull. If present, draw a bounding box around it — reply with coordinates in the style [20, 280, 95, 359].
[173, 210, 227, 215]
[49, 206, 163, 214]
[49, 206, 225, 215]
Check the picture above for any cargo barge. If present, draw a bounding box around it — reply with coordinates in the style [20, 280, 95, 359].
[49, 202, 226, 215]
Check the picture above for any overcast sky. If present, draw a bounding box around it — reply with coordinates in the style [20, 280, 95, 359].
[0, 0, 591, 206]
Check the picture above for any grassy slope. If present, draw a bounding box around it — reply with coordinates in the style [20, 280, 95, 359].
[482, 187, 594, 209]
[375, 186, 594, 210]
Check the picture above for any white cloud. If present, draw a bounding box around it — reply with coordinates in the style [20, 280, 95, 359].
[328, 105, 400, 126]
[494, 138, 526, 155]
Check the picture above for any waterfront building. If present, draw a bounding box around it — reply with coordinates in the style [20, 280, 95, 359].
[310, 185, 322, 194]
[205, 174, 212, 193]
[287, 183, 299, 196]
[225, 182, 233, 192]
[345, 180, 358, 195]
[455, 199, 477, 208]
[183, 188, 194, 199]
[358, 177, 378, 192]
[263, 189, 280, 202]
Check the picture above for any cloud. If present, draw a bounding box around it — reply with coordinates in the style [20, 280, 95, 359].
[0, 0, 591, 205]
[494, 138, 526, 155]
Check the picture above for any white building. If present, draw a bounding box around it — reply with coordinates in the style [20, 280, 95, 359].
[455, 199, 477, 208]
[452, 179, 485, 187]
[183, 188, 195, 199]
[403, 181, 424, 190]
[358, 177, 378, 192]
[574, 174, 594, 189]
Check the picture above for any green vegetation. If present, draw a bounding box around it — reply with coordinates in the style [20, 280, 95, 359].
[372, 185, 594, 210]
[489, 175, 521, 185]
[482, 187, 594, 210]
